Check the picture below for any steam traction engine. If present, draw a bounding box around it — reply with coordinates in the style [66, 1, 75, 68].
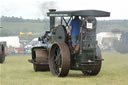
[28, 9, 110, 77]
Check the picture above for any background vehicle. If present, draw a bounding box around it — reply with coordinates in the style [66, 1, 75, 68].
[97, 32, 120, 50]
[0, 42, 6, 63]
[28, 9, 110, 77]
[113, 31, 128, 53]
[24, 38, 39, 53]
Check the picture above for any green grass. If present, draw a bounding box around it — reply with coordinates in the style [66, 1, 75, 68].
[0, 51, 128, 85]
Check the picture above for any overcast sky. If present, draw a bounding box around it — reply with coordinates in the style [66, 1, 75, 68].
[0, 0, 128, 19]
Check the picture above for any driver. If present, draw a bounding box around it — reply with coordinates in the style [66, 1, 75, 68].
[69, 16, 81, 52]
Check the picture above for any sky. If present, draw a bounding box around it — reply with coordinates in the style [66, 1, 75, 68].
[0, 0, 128, 19]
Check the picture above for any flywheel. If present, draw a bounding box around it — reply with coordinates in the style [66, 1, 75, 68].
[54, 25, 67, 43]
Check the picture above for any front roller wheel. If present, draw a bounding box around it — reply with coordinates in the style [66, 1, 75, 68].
[82, 46, 102, 75]
[49, 43, 70, 77]
[32, 48, 49, 72]
[33, 63, 49, 72]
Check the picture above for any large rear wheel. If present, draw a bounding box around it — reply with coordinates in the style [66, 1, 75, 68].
[82, 46, 102, 75]
[49, 43, 70, 77]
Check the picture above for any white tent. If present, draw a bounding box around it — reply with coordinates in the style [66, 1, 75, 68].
[0, 36, 20, 48]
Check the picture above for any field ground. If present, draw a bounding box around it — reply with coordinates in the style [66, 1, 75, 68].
[0, 51, 128, 85]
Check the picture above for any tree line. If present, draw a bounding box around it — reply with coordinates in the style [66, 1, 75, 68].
[1, 16, 128, 37]
[1, 16, 42, 23]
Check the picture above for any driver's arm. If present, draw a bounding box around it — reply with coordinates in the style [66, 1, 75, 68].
[69, 26, 72, 35]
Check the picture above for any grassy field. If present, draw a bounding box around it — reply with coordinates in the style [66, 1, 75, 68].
[0, 51, 128, 85]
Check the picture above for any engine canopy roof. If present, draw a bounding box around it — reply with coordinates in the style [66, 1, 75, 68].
[47, 9, 110, 17]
